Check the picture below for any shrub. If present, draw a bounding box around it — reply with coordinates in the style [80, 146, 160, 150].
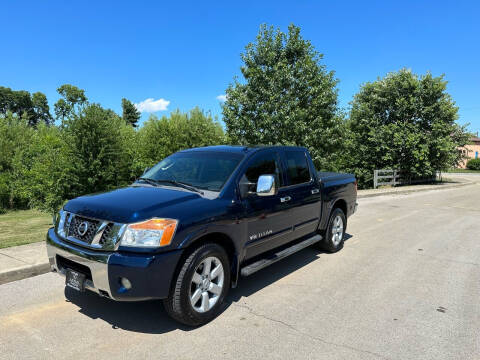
[13, 123, 75, 213]
[137, 108, 225, 168]
[0, 113, 33, 211]
[466, 158, 480, 170]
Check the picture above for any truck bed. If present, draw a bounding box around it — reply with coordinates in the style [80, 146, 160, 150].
[317, 171, 355, 184]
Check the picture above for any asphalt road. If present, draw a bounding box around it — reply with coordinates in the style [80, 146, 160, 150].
[1, 175, 479, 360]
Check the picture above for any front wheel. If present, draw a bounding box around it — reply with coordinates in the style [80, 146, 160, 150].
[319, 208, 346, 253]
[163, 243, 230, 326]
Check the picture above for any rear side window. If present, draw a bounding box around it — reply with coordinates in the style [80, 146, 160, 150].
[285, 151, 311, 185]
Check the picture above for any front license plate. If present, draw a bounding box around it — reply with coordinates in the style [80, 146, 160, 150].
[66, 269, 86, 292]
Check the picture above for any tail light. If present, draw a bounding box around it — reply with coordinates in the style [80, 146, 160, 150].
[354, 180, 358, 193]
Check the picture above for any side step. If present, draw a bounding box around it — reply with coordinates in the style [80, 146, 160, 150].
[240, 234, 322, 277]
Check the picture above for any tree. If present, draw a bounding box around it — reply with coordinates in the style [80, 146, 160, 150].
[12, 123, 75, 212]
[0, 87, 51, 126]
[137, 107, 225, 168]
[0, 113, 33, 210]
[64, 103, 129, 195]
[122, 98, 141, 127]
[222, 24, 343, 170]
[32, 92, 53, 125]
[54, 84, 88, 122]
[345, 69, 470, 188]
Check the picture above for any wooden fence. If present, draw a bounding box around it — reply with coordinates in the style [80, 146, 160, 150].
[373, 169, 440, 189]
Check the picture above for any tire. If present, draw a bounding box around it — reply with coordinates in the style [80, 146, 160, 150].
[163, 243, 230, 326]
[318, 208, 346, 253]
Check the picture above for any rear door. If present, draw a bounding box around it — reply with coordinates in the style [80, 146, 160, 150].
[281, 149, 322, 239]
[239, 150, 296, 259]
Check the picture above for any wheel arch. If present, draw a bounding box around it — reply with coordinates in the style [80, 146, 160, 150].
[332, 198, 348, 217]
[176, 231, 240, 288]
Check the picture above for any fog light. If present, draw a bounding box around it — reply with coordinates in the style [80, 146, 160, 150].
[120, 277, 132, 290]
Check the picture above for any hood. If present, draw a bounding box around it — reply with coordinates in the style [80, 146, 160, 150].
[64, 185, 200, 223]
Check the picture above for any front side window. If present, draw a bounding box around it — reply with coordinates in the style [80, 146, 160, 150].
[239, 152, 281, 197]
[285, 151, 311, 185]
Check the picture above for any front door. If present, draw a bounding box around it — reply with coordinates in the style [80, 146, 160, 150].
[240, 150, 295, 259]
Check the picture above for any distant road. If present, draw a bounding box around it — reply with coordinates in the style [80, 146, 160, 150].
[1, 176, 479, 360]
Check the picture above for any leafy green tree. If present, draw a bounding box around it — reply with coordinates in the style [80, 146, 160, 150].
[64, 103, 130, 195]
[223, 24, 343, 170]
[122, 98, 141, 127]
[0, 113, 33, 211]
[345, 69, 470, 188]
[137, 107, 225, 168]
[12, 123, 75, 212]
[54, 84, 88, 123]
[32, 92, 52, 125]
[0, 87, 51, 126]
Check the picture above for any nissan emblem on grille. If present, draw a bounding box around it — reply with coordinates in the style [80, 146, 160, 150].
[77, 221, 89, 236]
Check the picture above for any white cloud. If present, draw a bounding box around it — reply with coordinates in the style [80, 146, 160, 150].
[135, 98, 170, 112]
[216, 94, 227, 102]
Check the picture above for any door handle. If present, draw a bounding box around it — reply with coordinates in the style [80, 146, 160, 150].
[280, 196, 291, 203]
[311, 188, 319, 194]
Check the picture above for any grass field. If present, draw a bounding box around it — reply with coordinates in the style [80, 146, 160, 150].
[0, 209, 52, 249]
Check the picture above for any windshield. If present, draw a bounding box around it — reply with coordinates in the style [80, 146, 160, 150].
[140, 151, 243, 192]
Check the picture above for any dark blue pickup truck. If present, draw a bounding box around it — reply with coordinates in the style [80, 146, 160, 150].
[47, 145, 357, 325]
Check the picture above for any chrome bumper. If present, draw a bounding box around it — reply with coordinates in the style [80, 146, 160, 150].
[46, 228, 113, 298]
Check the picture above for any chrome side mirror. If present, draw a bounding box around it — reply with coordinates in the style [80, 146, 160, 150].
[256, 175, 276, 196]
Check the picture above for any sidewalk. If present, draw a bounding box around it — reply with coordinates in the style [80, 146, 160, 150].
[0, 242, 50, 285]
[357, 178, 471, 198]
[0, 176, 475, 286]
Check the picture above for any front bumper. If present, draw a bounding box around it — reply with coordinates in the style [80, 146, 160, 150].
[46, 228, 183, 301]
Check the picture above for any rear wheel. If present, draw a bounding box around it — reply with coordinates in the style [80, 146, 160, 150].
[319, 208, 346, 253]
[163, 243, 230, 326]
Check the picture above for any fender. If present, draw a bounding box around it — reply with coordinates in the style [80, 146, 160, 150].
[177, 224, 244, 288]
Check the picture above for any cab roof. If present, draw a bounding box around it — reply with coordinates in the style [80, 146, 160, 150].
[179, 145, 307, 155]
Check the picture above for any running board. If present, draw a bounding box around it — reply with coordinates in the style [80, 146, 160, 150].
[240, 234, 322, 277]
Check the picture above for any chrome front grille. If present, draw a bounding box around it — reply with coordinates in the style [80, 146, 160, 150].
[67, 215, 101, 244]
[57, 212, 125, 251]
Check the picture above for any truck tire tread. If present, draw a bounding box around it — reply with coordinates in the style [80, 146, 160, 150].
[163, 243, 230, 326]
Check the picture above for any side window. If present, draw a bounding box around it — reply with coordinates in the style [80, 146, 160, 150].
[285, 151, 311, 185]
[239, 152, 282, 197]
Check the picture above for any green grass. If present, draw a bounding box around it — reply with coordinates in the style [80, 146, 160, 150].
[0, 209, 52, 249]
[444, 169, 480, 173]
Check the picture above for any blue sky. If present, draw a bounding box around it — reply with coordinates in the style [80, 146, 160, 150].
[1, 1, 479, 134]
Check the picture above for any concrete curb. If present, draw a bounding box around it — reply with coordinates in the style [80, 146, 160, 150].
[0, 262, 51, 285]
[357, 181, 471, 199]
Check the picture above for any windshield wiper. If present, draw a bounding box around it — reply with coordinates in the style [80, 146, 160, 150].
[136, 177, 161, 187]
[154, 180, 204, 195]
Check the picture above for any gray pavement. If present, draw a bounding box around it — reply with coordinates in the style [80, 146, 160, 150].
[1, 175, 480, 359]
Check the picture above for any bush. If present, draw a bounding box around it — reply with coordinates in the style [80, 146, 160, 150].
[137, 107, 225, 168]
[0, 113, 33, 210]
[13, 123, 75, 213]
[466, 158, 480, 170]
[0, 103, 224, 213]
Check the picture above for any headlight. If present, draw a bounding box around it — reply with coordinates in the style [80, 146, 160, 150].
[120, 218, 178, 248]
[56, 209, 67, 238]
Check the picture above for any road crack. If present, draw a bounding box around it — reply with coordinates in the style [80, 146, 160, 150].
[234, 303, 392, 360]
